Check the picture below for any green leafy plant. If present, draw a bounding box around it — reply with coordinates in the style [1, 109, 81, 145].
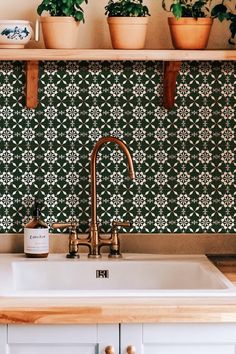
[162, 0, 236, 44]
[105, 0, 150, 17]
[162, 0, 211, 19]
[37, 0, 88, 22]
[211, 1, 236, 44]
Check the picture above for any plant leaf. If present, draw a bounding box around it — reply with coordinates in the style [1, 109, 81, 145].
[211, 4, 227, 18]
[171, 3, 183, 19]
[75, 10, 84, 21]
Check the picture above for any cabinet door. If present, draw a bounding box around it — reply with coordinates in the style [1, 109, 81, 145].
[7, 324, 119, 354]
[0, 325, 7, 354]
[121, 323, 236, 354]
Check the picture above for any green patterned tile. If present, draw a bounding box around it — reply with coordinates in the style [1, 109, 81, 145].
[0, 60, 235, 234]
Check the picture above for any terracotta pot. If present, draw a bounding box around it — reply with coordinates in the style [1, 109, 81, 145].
[168, 17, 213, 49]
[40, 16, 80, 49]
[107, 17, 149, 49]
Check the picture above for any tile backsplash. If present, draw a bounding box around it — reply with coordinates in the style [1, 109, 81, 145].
[0, 60, 235, 234]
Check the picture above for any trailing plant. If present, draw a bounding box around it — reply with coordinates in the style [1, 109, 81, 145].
[105, 0, 150, 17]
[211, 0, 236, 44]
[162, 0, 236, 44]
[37, 0, 88, 22]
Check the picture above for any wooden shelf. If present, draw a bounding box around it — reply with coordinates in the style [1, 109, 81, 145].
[0, 49, 236, 61]
[1, 49, 235, 109]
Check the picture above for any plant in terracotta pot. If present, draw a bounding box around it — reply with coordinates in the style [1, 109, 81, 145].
[105, 0, 150, 49]
[37, 0, 88, 49]
[162, 0, 215, 49]
[162, 0, 236, 49]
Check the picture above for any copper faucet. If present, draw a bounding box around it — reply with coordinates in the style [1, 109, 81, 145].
[52, 136, 135, 258]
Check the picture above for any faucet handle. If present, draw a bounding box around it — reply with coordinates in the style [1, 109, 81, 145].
[109, 220, 132, 258]
[51, 222, 79, 259]
[52, 222, 77, 230]
[112, 220, 132, 228]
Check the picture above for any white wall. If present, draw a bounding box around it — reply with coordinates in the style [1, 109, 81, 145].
[0, 0, 232, 49]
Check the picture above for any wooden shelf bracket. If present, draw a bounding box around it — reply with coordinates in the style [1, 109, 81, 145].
[163, 61, 182, 110]
[25, 61, 39, 109]
[24, 59, 181, 110]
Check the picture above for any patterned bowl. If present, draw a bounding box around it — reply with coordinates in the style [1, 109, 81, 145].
[0, 20, 33, 48]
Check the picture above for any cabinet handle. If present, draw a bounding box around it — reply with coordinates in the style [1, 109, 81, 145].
[127, 345, 136, 354]
[105, 345, 115, 354]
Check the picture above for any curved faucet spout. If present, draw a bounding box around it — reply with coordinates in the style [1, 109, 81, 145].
[90, 137, 135, 254]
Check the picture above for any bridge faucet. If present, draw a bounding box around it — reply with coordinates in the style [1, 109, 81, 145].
[52, 136, 135, 258]
[89, 136, 135, 257]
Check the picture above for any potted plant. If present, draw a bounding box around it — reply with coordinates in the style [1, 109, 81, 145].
[105, 0, 150, 49]
[162, 0, 236, 49]
[37, 0, 88, 49]
[162, 0, 215, 49]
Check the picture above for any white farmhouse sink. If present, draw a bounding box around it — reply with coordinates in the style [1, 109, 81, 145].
[0, 254, 235, 297]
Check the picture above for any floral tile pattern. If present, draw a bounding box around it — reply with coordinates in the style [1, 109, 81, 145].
[0, 60, 235, 234]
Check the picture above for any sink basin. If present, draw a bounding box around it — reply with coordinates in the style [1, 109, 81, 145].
[0, 254, 235, 297]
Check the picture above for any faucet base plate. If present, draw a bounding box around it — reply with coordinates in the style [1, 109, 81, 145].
[88, 254, 102, 259]
[108, 253, 122, 258]
[66, 253, 80, 259]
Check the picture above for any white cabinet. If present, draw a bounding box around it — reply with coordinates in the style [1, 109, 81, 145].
[0, 324, 119, 354]
[1, 322, 236, 354]
[0, 326, 7, 354]
[120, 324, 236, 354]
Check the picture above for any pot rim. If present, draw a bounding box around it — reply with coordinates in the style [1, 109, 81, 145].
[40, 16, 77, 23]
[168, 17, 213, 25]
[107, 16, 149, 24]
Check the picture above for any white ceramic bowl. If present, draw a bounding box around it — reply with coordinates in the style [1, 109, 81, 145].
[0, 20, 33, 48]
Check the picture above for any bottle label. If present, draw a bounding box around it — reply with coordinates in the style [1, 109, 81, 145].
[24, 228, 49, 254]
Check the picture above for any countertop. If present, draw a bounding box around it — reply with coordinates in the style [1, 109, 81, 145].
[209, 256, 236, 282]
[0, 254, 236, 324]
